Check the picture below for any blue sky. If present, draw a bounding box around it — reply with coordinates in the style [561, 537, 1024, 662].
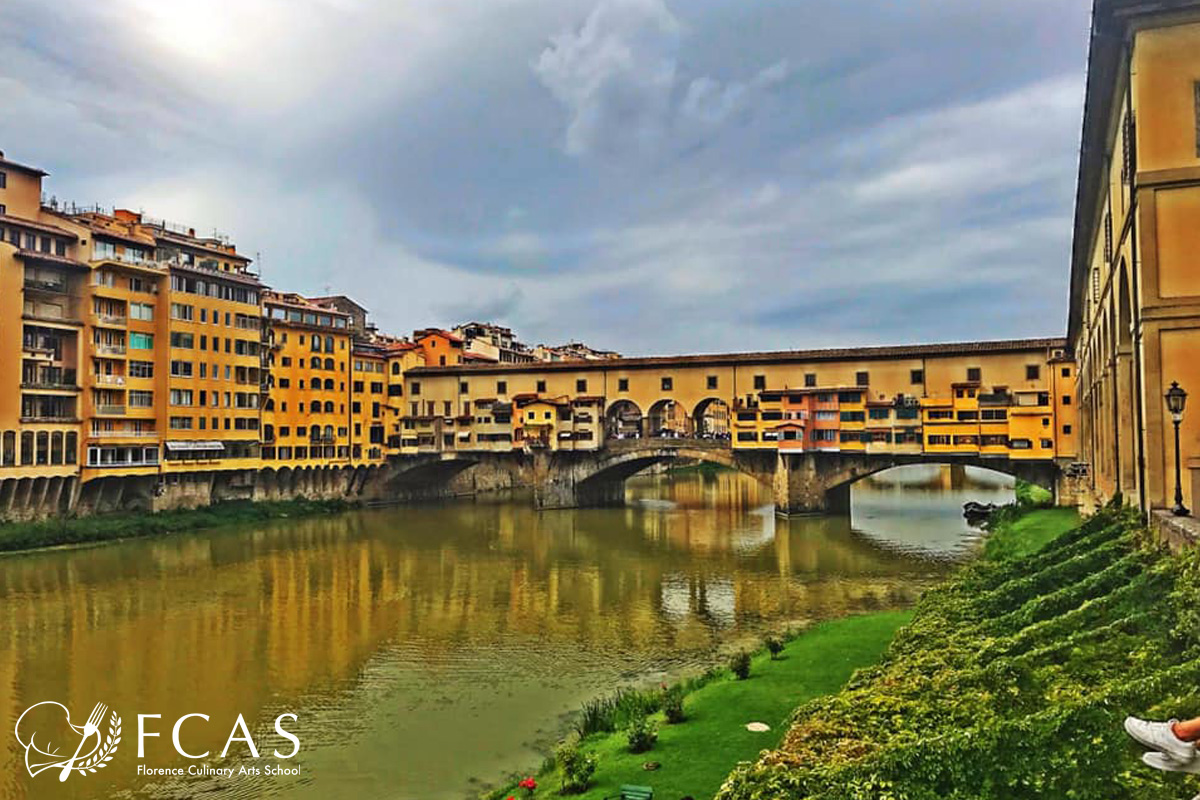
[0, 0, 1090, 355]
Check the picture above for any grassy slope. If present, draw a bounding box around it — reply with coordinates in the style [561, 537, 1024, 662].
[717, 504, 1200, 800]
[982, 507, 1080, 561]
[531, 613, 911, 800]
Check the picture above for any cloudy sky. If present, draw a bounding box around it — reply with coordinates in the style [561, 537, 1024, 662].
[0, 0, 1091, 356]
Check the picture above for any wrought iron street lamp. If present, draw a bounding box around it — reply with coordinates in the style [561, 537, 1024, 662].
[1165, 381, 1189, 516]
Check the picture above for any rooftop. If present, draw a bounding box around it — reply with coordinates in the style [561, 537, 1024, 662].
[411, 337, 1068, 376]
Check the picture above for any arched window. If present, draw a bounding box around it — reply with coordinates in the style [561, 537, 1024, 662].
[324, 379, 334, 391]
[64, 432, 77, 464]
[324, 401, 334, 413]
[50, 431, 63, 465]
[325, 336, 334, 353]
[265, 398, 275, 412]
[36, 431, 49, 465]
[264, 424, 274, 441]
[2, 431, 14, 466]
[325, 358, 334, 370]
[323, 425, 334, 440]
[391, 362, 400, 375]
[20, 431, 33, 465]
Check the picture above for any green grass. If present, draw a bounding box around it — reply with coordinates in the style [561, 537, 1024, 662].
[0, 497, 355, 553]
[982, 507, 1080, 561]
[514, 612, 911, 800]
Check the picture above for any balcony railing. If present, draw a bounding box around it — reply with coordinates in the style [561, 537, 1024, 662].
[90, 429, 158, 438]
[95, 344, 127, 356]
[95, 405, 126, 416]
[93, 313, 127, 326]
[93, 374, 126, 386]
[87, 456, 160, 468]
[24, 278, 68, 293]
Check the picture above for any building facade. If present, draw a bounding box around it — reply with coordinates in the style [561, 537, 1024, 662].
[1068, 0, 1200, 513]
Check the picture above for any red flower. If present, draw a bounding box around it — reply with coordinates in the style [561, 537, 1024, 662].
[519, 776, 537, 789]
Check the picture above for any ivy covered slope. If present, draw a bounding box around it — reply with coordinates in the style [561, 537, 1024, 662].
[717, 505, 1200, 800]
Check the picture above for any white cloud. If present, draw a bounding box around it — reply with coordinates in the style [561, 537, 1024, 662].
[533, 0, 788, 157]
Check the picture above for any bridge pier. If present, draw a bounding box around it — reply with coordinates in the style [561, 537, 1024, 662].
[773, 452, 853, 516]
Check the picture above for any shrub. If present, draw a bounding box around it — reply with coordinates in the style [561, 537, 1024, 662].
[575, 686, 660, 737]
[625, 713, 658, 753]
[554, 739, 597, 794]
[731, 650, 752, 680]
[766, 636, 784, 660]
[662, 685, 686, 724]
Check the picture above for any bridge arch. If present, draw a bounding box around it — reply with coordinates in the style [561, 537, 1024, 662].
[646, 399, 688, 437]
[606, 399, 644, 439]
[692, 397, 731, 439]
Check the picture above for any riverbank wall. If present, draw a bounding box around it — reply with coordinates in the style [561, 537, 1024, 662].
[0, 459, 531, 523]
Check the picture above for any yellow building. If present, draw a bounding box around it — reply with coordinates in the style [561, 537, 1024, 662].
[1068, 0, 1200, 513]
[350, 343, 388, 463]
[262, 293, 352, 467]
[0, 153, 86, 511]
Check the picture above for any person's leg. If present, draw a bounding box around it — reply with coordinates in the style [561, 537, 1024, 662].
[1174, 717, 1200, 741]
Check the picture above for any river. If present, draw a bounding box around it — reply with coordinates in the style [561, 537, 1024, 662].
[0, 464, 1013, 800]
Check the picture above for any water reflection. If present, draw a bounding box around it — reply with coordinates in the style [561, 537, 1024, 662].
[0, 465, 1004, 800]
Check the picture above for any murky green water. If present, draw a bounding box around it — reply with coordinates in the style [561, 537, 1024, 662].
[0, 465, 1012, 800]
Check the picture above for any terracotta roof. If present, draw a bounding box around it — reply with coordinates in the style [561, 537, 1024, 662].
[410, 337, 1067, 376]
[0, 155, 48, 177]
[0, 213, 79, 239]
[13, 249, 89, 270]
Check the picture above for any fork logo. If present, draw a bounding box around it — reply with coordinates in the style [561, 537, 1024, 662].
[14, 701, 121, 781]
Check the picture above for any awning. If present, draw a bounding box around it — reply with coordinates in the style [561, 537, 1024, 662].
[164, 440, 226, 452]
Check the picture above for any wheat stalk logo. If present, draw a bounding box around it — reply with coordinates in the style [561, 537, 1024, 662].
[14, 701, 121, 780]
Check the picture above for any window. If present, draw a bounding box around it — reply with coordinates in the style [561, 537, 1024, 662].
[1063, 424, 1073, 435]
[410, 381, 421, 396]
[804, 373, 817, 387]
[170, 360, 193, 377]
[1195, 81, 1200, 157]
[618, 378, 629, 392]
[171, 303, 194, 321]
[1026, 365, 1040, 380]
[577, 379, 588, 393]
[169, 332, 193, 349]
[707, 375, 718, 390]
[660, 377, 672, 391]
[129, 391, 153, 407]
[130, 332, 154, 350]
[169, 389, 194, 406]
[856, 371, 869, 386]
[537, 380, 547, 393]
[130, 302, 154, 321]
[1062, 395, 1072, 405]
[1040, 438, 1053, 449]
[129, 360, 154, 378]
[1061, 367, 1071, 378]
[0, 171, 5, 188]
[967, 367, 981, 382]
[753, 375, 766, 391]
[910, 369, 923, 385]
[497, 380, 507, 394]
[169, 416, 193, 430]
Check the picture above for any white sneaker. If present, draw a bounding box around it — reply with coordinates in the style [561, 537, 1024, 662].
[1143, 751, 1200, 774]
[1125, 717, 1198, 763]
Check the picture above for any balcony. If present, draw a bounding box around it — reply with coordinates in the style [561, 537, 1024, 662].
[95, 344, 127, 357]
[93, 313, 128, 327]
[90, 429, 158, 439]
[24, 278, 68, 294]
[93, 374, 127, 387]
[95, 405, 127, 416]
[86, 456, 160, 468]
[21, 369, 80, 391]
[979, 392, 1013, 406]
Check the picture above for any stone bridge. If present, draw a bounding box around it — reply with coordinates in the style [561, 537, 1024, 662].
[382, 437, 1069, 515]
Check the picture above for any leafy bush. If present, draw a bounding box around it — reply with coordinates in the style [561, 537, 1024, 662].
[731, 650, 752, 680]
[625, 713, 658, 753]
[662, 685, 686, 724]
[766, 636, 785, 660]
[554, 739, 597, 794]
